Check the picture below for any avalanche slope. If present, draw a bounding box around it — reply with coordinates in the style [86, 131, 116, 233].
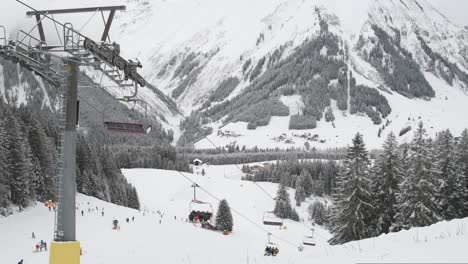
[2, 166, 468, 263]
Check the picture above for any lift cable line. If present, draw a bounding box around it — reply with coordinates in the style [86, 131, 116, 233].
[149, 66, 354, 253]
[171, 169, 301, 250]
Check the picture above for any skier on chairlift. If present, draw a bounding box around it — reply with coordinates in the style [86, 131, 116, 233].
[112, 219, 119, 230]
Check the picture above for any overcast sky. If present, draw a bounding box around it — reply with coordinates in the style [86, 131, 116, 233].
[427, 0, 468, 26]
[0, 0, 467, 38]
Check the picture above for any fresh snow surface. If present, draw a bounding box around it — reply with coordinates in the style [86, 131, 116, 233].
[2, 166, 468, 263]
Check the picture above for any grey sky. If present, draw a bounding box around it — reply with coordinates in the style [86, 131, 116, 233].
[427, 0, 468, 27]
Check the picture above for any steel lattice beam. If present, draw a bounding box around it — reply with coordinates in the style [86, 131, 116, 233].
[26, 6, 126, 16]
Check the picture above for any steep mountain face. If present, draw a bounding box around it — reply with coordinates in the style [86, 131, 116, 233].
[109, 0, 468, 149]
[0, 58, 58, 111]
[3, 0, 468, 149]
[356, 0, 468, 95]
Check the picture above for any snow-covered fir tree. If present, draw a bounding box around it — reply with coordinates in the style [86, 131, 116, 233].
[455, 129, 468, 215]
[0, 117, 8, 210]
[5, 114, 33, 207]
[434, 130, 465, 219]
[312, 172, 325, 196]
[371, 132, 401, 234]
[329, 133, 374, 245]
[24, 113, 56, 201]
[299, 168, 314, 196]
[294, 175, 306, 206]
[394, 122, 440, 230]
[215, 199, 233, 232]
[274, 181, 299, 221]
[274, 182, 292, 218]
[308, 201, 327, 225]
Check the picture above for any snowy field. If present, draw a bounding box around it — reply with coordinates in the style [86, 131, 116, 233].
[1, 166, 468, 264]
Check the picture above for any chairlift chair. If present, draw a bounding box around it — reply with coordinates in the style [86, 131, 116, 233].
[104, 121, 151, 134]
[302, 228, 316, 246]
[103, 81, 152, 134]
[303, 236, 316, 246]
[262, 211, 283, 226]
[264, 233, 280, 256]
[188, 183, 214, 224]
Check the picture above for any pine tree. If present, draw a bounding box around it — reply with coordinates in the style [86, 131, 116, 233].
[394, 122, 440, 229]
[311, 178, 325, 197]
[308, 201, 327, 225]
[5, 115, 33, 207]
[0, 116, 9, 209]
[26, 116, 56, 201]
[294, 175, 306, 206]
[434, 130, 465, 219]
[455, 129, 468, 216]
[371, 132, 401, 234]
[329, 133, 374, 245]
[274, 182, 293, 219]
[299, 168, 314, 196]
[216, 199, 233, 232]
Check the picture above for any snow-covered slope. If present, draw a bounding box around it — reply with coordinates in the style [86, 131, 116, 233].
[1, 166, 468, 263]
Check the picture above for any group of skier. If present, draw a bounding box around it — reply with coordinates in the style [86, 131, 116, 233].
[34, 240, 47, 252]
[264, 246, 279, 256]
[188, 210, 212, 222]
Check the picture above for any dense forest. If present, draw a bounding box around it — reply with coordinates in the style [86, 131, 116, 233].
[328, 124, 468, 244]
[0, 100, 145, 215]
[247, 122, 468, 245]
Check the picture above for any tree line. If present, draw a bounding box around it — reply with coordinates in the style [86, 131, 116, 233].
[243, 159, 339, 197]
[240, 123, 468, 245]
[328, 123, 468, 244]
[0, 101, 142, 215]
[186, 148, 345, 166]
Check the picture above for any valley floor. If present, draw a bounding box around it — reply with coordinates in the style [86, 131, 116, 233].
[1, 166, 468, 264]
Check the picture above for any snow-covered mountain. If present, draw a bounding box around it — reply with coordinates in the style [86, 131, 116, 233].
[106, 0, 468, 149]
[2, 0, 468, 149]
